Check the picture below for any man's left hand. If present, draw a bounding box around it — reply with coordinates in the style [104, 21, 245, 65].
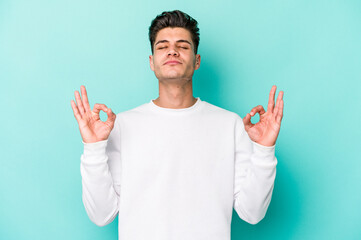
[243, 85, 284, 147]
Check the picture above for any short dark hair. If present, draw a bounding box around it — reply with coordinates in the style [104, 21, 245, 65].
[148, 10, 200, 55]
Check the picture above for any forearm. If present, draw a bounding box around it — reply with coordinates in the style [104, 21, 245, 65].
[80, 140, 119, 226]
[234, 142, 277, 224]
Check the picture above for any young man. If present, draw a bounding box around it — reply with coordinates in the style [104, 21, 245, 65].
[71, 10, 284, 240]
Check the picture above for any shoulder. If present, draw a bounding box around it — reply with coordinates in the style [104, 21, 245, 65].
[201, 101, 241, 121]
[111, 102, 150, 127]
[116, 102, 149, 118]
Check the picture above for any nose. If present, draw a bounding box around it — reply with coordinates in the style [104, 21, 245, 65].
[167, 47, 179, 57]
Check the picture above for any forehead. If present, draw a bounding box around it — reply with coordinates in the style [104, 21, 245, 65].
[155, 27, 193, 43]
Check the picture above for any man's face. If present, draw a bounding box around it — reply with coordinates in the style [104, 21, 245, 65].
[149, 27, 201, 81]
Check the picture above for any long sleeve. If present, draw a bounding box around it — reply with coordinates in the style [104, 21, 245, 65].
[233, 115, 277, 224]
[80, 115, 122, 226]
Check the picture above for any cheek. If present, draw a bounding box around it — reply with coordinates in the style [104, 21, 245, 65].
[153, 55, 164, 66]
[188, 57, 196, 68]
[151, 58, 159, 68]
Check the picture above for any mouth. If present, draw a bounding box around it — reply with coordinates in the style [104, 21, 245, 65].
[164, 61, 181, 65]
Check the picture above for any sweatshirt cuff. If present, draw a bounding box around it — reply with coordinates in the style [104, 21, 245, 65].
[82, 139, 108, 156]
[252, 141, 275, 153]
[251, 141, 277, 167]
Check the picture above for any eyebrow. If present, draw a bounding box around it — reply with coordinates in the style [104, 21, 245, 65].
[155, 39, 192, 46]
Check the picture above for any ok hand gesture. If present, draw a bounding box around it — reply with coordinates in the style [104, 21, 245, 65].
[243, 85, 284, 147]
[70, 85, 116, 143]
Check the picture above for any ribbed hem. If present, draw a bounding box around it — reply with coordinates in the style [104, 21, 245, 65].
[82, 139, 108, 156]
[252, 141, 276, 153]
[252, 141, 277, 167]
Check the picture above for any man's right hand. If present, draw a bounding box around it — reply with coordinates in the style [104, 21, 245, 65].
[71, 85, 116, 143]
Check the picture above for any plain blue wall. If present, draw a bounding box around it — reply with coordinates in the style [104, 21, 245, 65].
[1, 0, 360, 239]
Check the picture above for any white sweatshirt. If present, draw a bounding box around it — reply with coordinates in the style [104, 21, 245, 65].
[80, 97, 277, 240]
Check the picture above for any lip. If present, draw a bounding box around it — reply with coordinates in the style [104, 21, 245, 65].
[164, 60, 181, 65]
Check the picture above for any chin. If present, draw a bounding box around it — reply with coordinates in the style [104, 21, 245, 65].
[159, 72, 183, 79]
[155, 70, 192, 81]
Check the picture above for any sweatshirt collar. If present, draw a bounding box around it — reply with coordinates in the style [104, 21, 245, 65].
[149, 97, 202, 113]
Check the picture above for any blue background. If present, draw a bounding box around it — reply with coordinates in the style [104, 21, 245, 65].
[1, 0, 360, 239]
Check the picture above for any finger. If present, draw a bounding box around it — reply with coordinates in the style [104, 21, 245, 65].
[250, 105, 266, 117]
[75, 90, 85, 116]
[105, 108, 116, 125]
[70, 100, 82, 122]
[274, 91, 284, 117]
[267, 85, 277, 113]
[81, 85, 92, 113]
[92, 103, 108, 115]
[242, 113, 253, 130]
[276, 99, 284, 124]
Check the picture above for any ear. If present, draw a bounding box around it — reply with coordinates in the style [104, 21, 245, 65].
[149, 55, 154, 71]
[195, 54, 201, 70]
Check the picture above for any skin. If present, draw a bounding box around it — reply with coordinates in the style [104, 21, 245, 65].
[70, 27, 284, 146]
[149, 27, 201, 109]
[243, 85, 284, 146]
[70, 85, 116, 143]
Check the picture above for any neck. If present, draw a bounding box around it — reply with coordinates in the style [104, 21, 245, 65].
[153, 78, 196, 109]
